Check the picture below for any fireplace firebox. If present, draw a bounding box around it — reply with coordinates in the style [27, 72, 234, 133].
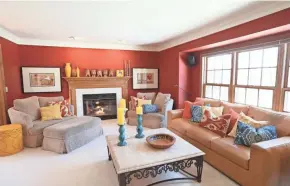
[83, 93, 117, 120]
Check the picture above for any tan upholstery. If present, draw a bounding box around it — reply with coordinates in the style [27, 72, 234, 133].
[247, 106, 288, 124]
[195, 97, 221, 107]
[186, 124, 221, 148]
[38, 96, 64, 107]
[154, 92, 171, 113]
[136, 92, 157, 102]
[221, 101, 249, 114]
[211, 137, 250, 170]
[168, 118, 191, 135]
[167, 99, 290, 186]
[13, 96, 40, 121]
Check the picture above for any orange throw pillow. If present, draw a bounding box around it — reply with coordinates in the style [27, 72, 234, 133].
[228, 109, 239, 134]
[182, 100, 204, 119]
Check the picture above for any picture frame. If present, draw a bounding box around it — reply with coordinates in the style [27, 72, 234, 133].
[132, 68, 159, 89]
[21, 67, 62, 93]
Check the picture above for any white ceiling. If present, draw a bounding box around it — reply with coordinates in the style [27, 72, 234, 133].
[0, 1, 290, 51]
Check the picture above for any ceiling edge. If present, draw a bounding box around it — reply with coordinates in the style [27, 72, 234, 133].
[155, 2, 290, 52]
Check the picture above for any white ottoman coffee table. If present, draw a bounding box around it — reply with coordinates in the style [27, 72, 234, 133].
[106, 128, 205, 186]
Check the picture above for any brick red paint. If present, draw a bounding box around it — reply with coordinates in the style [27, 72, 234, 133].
[18, 45, 159, 102]
[0, 37, 22, 108]
[159, 8, 290, 108]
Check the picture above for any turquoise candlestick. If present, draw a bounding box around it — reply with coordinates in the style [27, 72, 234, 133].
[135, 114, 145, 138]
[118, 124, 127, 146]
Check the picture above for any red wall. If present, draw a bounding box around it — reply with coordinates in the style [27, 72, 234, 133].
[159, 8, 290, 108]
[0, 37, 22, 108]
[18, 46, 159, 102]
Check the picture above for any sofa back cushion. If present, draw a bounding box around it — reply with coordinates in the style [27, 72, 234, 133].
[154, 92, 171, 113]
[14, 96, 40, 121]
[38, 96, 64, 107]
[195, 97, 221, 107]
[221, 102, 249, 115]
[276, 116, 290, 137]
[247, 106, 288, 125]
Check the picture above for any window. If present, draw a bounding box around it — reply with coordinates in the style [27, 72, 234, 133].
[234, 47, 278, 109]
[204, 54, 232, 101]
[202, 43, 289, 112]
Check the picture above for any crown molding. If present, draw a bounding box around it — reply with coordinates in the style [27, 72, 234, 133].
[1, 2, 290, 52]
[155, 1, 290, 51]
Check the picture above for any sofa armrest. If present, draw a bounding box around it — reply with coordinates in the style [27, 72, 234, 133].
[167, 109, 184, 128]
[250, 137, 290, 186]
[8, 108, 34, 135]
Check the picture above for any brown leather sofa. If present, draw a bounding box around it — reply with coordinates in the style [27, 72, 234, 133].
[167, 98, 290, 186]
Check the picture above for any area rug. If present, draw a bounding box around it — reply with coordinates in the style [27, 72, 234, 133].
[0, 119, 238, 186]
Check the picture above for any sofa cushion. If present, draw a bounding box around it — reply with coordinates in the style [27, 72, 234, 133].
[228, 109, 239, 133]
[200, 111, 231, 137]
[186, 124, 221, 148]
[14, 96, 40, 121]
[182, 100, 204, 119]
[221, 102, 249, 114]
[195, 97, 221, 107]
[38, 96, 64, 107]
[169, 118, 192, 135]
[276, 116, 290, 137]
[228, 112, 269, 137]
[154, 92, 171, 113]
[247, 106, 288, 125]
[29, 116, 76, 135]
[191, 105, 203, 122]
[234, 121, 277, 147]
[211, 137, 250, 170]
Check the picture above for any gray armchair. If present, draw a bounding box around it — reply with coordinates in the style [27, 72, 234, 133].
[127, 92, 174, 128]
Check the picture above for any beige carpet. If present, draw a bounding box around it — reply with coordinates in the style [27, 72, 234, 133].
[0, 119, 239, 186]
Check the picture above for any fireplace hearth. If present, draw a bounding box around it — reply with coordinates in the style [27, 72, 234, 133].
[83, 93, 117, 120]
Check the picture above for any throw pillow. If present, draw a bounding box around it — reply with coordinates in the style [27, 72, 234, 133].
[154, 92, 171, 113]
[202, 106, 224, 118]
[138, 99, 152, 107]
[137, 92, 156, 102]
[49, 99, 73, 117]
[234, 121, 277, 147]
[13, 96, 41, 121]
[200, 111, 231, 137]
[130, 96, 139, 111]
[191, 105, 203, 123]
[142, 104, 158, 114]
[182, 100, 204, 119]
[40, 104, 62, 121]
[227, 109, 239, 134]
[228, 112, 269, 137]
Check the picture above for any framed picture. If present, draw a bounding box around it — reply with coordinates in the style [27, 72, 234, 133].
[21, 67, 62, 93]
[116, 70, 124, 77]
[132, 68, 159, 89]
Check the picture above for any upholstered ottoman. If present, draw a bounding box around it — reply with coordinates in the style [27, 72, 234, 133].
[42, 116, 103, 154]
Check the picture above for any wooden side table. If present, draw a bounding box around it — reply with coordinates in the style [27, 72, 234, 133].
[0, 124, 23, 156]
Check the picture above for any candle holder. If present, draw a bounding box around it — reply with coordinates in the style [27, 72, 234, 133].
[135, 114, 145, 138]
[118, 124, 127, 146]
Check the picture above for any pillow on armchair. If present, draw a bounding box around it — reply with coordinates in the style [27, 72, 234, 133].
[49, 99, 73, 117]
[154, 92, 171, 113]
[143, 104, 159, 114]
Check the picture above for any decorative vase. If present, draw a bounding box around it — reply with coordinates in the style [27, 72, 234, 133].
[76, 67, 80, 77]
[65, 63, 72, 77]
[135, 114, 144, 138]
[71, 67, 77, 77]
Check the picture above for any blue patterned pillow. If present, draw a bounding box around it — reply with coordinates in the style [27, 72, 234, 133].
[142, 104, 158, 114]
[234, 121, 277, 147]
[191, 105, 203, 123]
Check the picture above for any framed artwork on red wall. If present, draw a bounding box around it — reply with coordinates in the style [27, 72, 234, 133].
[21, 67, 62, 93]
[132, 68, 159, 89]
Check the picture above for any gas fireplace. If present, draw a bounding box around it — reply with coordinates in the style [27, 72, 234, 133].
[83, 93, 117, 120]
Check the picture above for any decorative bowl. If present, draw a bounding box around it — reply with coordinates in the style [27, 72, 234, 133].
[146, 133, 176, 149]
